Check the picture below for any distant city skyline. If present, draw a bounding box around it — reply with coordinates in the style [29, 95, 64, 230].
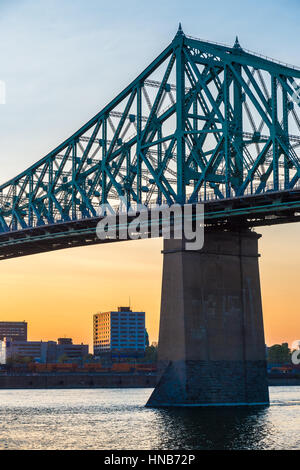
[0, 315, 297, 351]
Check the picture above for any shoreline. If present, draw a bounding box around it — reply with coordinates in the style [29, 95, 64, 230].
[0, 374, 299, 389]
[0, 373, 157, 389]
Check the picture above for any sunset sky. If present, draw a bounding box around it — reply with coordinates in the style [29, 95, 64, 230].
[0, 0, 299, 350]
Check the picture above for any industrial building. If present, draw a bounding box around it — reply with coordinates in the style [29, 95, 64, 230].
[93, 307, 147, 359]
[0, 337, 88, 364]
[0, 321, 27, 341]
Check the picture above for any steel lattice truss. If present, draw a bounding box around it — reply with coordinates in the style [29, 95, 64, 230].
[1, 25, 300, 234]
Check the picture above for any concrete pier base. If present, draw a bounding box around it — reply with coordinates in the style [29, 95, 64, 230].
[146, 230, 269, 407]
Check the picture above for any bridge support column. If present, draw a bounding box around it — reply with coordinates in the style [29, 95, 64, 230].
[146, 230, 269, 407]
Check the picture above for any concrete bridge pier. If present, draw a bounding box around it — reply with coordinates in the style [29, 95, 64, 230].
[146, 230, 269, 407]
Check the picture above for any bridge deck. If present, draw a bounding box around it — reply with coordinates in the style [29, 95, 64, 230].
[0, 189, 299, 260]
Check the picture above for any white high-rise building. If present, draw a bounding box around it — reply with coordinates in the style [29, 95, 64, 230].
[93, 307, 146, 358]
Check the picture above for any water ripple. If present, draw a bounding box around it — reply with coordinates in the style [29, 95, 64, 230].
[0, 386, 299, 449]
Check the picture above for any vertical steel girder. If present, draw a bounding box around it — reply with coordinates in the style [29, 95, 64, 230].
[1, 26, 300, 233]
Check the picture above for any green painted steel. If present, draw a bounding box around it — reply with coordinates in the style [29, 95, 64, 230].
[1, 25, 300, 236]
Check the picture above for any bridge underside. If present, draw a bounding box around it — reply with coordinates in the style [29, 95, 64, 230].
[2, 28, 300, 254]
[0, 189, 299, 260]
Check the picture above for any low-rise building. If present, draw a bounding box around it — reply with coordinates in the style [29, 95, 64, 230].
[0, 337, 88, 364]
[56, 338, 88, 361]
[0, 321, 27, 341]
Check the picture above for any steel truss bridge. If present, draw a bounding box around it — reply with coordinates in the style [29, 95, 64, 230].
[1, 25, 300, 260]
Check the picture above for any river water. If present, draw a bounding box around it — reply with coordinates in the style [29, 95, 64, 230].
[0, 386, 299, 450]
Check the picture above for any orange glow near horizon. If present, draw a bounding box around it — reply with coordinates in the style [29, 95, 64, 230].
[0, 238, 163, 352]
[259, 224, 300, 348]
[0, 224, 299, 352]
